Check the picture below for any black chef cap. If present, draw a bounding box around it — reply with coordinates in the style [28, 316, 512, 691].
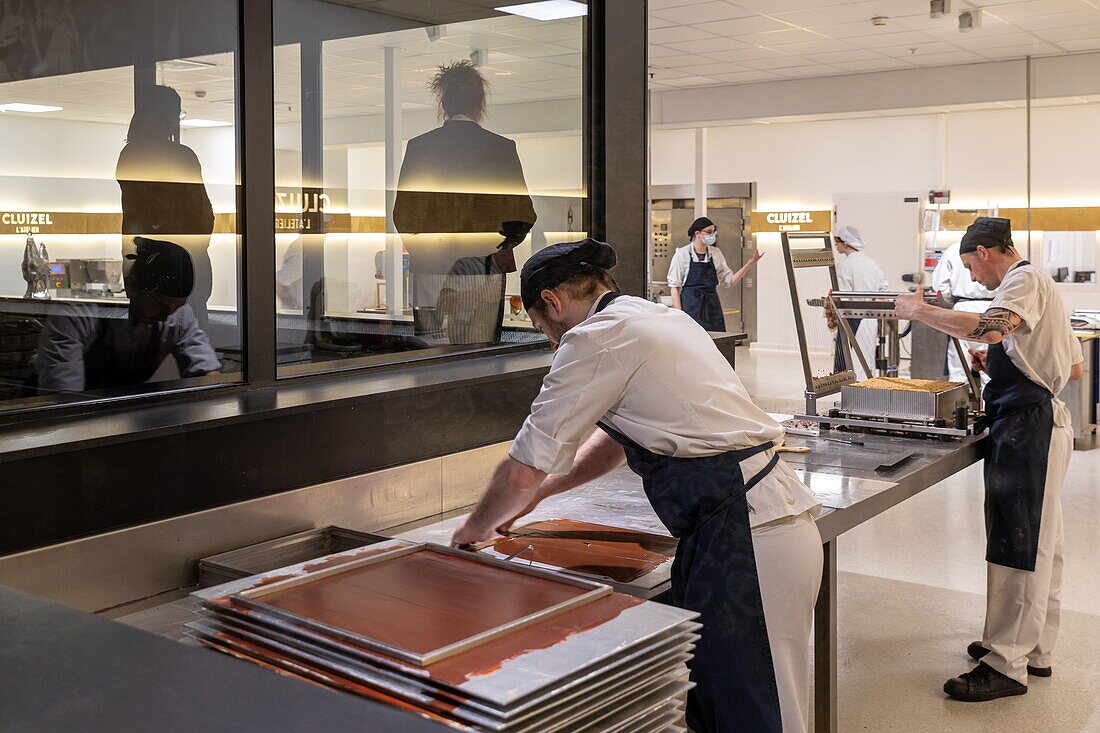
[521, 238, 617, 310]
[688, 216, 715, 240]
[127, 237, 194, 298]
[960, 217, 1013, 254]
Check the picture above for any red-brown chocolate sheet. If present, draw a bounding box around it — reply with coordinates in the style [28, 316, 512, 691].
[195, 632, 474, 731]
[484, 519, 677, 583]
[248, 547, 592, 657]
[206, 592, 643, 688]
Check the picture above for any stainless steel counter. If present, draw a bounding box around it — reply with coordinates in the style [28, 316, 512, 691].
[118, 424, 983, 733]
[394, 428, 987, 733]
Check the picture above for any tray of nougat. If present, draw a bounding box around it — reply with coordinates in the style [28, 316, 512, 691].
[841, 377, 968, 421]
[848, 377, 962, 394]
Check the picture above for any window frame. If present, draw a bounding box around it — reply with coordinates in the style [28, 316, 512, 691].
[0, 0, 642, 428]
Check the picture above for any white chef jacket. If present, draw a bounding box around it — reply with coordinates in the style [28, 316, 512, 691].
[835, 250, 889, 292]
[991, 260, 1083, 395]
[510, 294, 820, 527]
[667, 244, 734, 289]
[932, 243, 995, 301]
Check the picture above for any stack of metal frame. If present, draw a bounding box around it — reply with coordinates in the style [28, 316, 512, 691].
[188, 540, 698, 732]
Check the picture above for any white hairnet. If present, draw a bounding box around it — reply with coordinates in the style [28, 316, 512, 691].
[835, 225, 864, 250]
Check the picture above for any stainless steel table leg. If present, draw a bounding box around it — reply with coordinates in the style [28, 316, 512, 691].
[814, 538, 838, 733]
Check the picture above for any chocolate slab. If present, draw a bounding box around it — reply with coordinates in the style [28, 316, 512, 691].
[483, 519, 677, 583]
[232, 545, 609, 665]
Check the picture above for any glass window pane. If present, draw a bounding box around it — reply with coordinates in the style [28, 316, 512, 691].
[273, 1, 587, 374]
[0, 1, 241, 411]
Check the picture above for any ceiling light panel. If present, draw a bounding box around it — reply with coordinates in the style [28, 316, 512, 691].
[0, 103, 63, 113]
[495, 1, 587, 21]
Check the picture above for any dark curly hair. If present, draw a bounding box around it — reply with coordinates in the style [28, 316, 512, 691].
[428, 60, 488, 122]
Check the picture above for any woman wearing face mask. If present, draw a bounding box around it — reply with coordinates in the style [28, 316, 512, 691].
[668, 216, 763, 332]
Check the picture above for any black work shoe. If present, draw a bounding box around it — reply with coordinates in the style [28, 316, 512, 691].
[944, 662, 1028, 702]
[967, 641, 1052, 677]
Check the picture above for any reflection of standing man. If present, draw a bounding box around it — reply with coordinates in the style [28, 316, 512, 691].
[117, 85, 215, 328]
[933, 241, 995, 383]
[393, 60, 537, 319]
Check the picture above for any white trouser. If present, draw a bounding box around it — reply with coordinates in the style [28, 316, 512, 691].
[852, 320, 877, 380]
[753, 511, 823, 733]
[947, 300, 992, 385]
[982, 400, 1072, 684]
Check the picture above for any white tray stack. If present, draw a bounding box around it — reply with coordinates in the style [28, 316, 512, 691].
[187, 540, 698, 732]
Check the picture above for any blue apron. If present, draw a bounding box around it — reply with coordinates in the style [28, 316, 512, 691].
[681, 248, 726, 332]
[982, 262, 1053, 571]
[593, 291, 782, 733]
[834, 318, 863, 373]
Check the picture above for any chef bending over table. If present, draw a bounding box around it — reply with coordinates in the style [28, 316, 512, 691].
[452, 238, 823, 733]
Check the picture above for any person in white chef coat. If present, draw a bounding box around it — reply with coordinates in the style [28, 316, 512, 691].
[832, 225, 889, 379]
[932, 241, 996, 384]
[897, 217, 1083, 703]
[451, 239, 822, 733]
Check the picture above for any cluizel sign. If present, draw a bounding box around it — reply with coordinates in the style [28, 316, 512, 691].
[750, 210, 831, 233]
[1, 212, 54, 233]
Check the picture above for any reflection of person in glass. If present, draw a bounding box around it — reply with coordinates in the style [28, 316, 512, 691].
[116, 85, 215, 327]
[22, 234, 50, 299]
[437, 224, 525, 345]
[393, 60, 537, 338]
[30, 237, 220, 395]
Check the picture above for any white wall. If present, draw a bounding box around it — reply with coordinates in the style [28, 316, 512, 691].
[650, 100, 1100, 353]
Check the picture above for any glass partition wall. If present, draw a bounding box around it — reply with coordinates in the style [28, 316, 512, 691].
[273, 0, 587, 374]
[0, 0, 591, 415]
[0, 0, 242, 412]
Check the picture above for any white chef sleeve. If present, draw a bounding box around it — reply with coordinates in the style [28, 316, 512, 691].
[931, 251, 953, 296]
[509, 332, 629, 474]
[1072, 333, 1084, 365]
[667, 248, 687, 288]
[276, 239, 302, 287]
[990, 269, 1042, 332]
[712, 247, 733, 280]
[835, 256, 854, 291]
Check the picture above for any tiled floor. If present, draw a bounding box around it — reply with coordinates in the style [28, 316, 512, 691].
[735, 347, 1100, 732]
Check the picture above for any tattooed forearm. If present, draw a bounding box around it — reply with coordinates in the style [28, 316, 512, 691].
[967, 307, 1021, 339]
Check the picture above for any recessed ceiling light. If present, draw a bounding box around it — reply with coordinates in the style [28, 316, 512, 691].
[159, 58, 217, 71]
[496, 1, 587, 21]
[0, 103, 63, 113]
[179, 118, 231, 127]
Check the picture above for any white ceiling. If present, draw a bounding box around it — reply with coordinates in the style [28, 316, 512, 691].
[648, 0, 1100, 89]
[4, 0, 1099, 129]
[0, 7, 582, 128]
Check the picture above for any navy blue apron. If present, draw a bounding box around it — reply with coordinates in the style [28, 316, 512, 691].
[681, 248, 726, 332]
[982, 262, 1053, 572]
[593, 290, 782, 733]
[834, 318, 863, 373]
